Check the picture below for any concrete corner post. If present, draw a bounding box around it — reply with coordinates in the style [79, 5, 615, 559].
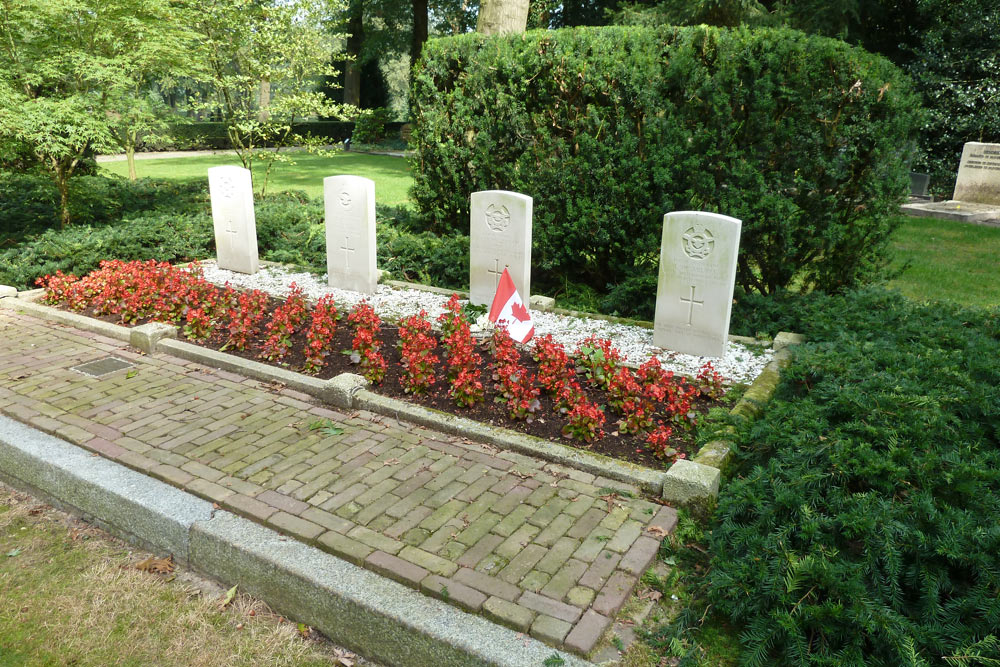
[130, 322, 178, 355]
[322, 373, 369, 409]
[662, 459, 720, 520]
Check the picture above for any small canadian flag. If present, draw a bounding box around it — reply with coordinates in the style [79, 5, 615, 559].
[488, 268, 534, 343]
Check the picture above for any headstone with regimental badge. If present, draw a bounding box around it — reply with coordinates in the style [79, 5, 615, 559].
[469, 190, 532, 306]
[653, 211, 741, 358]
[324, 175, 377, 294]
[208, 165, 259, 274]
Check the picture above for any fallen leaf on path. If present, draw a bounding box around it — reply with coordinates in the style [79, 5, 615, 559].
[136, 555, 175, 574]
[646, 525, 669, 537]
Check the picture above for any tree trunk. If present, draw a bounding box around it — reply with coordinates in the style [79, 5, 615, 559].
[54, 163, 71, 229]
[477, 0, 530, 34]
[126, 129, 138, 181]
[258, 78, 271, 122]
[343, 0, 364, 107]
[411, 0, 428, 70]
[127, 146, 137, 181]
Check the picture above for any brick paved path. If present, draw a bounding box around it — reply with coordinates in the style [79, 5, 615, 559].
[0, 309, 676, 654]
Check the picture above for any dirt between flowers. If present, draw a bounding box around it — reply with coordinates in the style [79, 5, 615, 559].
[67, 306, 727, 470]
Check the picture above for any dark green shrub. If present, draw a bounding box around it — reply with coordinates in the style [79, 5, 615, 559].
[0, 171, 206, 245]
[353, 108, 395, 144]
[411, 25, 920, 306]
[709, 288, 1000, 665]
[0, 212, 215, 289]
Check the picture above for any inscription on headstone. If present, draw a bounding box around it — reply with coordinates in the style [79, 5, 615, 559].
[208, 165, 259, 274]
[469, 190, 532, 306]
[653, 211, 741, 358]
[953, 142, 1000, 205]
[324, 175, 377, 294]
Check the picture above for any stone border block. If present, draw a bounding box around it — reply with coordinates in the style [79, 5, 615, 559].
[157, 338, 328, 397]
[773, 331, 806, 351]
[353, 390, 667, 495]
[0, 285, 16, 298]
[131, 322, 178, 354]
[191, 511, 591, 666]
[529, 294, 555, 312]
[661, 459, 720, 520]
[0, 416, 213, 561]
[1, 294, 131, 343]
[321, 373, 368, 409]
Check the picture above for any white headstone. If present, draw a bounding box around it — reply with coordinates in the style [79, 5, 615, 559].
[469, 190, 532, 306]
[324, 175, 377, 294]
[953, 141, 1000, 205]
[653, 211, 741, 358]
[208, 165, 259, 274]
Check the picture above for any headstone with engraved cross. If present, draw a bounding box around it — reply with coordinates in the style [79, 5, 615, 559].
[469, 190, 532, 306]
[208, 165, 259, 274]
[324, 175, 377, 294]
[653, 211, 741, 358]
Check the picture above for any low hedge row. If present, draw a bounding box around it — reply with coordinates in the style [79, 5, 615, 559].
[411, 25, 920, 303]
[0, 184, 468, 293]
[0, 171, 206, 245]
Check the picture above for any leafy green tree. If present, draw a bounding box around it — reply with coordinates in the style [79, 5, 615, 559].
[193, 0, 351, 195]
[0, 0, 193, 226]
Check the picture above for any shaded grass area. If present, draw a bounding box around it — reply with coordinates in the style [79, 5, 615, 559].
[0, 485, 366, 667]
[100, 152, 414, 207]
[888, 214, 1000, 306]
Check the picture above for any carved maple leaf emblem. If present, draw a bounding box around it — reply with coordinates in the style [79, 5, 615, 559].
[511, 301, 530, 322]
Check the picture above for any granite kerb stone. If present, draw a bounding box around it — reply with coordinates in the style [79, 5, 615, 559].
[191, 511, 594, 666]
[352, 389, 667, 496]
[0, 415, 212, 562]
[667, 330, 804, 514]
[0, 293, 131, 343]
[0, 285, 16, 299]
[156, 338, 331, 397]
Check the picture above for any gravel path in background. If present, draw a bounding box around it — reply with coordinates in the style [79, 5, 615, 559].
[197, 262, 772, 384]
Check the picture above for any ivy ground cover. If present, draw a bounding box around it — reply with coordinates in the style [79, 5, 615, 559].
[37, 260, 732, 468]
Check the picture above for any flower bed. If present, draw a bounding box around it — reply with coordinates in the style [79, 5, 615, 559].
[37, 260, 732, 467]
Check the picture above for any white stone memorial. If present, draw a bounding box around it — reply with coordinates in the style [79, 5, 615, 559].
[208, 165, 259, 274]
[653, 211, 741, 358]
[469, 190, 532, 306]
[952, 141, 1000, 205]
[324, 175, 377, 294]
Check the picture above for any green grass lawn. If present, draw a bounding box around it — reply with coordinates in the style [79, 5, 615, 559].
[100, 151, 414, 207]
[0, 487, 353, 666]
[888, 215, 1000, 307]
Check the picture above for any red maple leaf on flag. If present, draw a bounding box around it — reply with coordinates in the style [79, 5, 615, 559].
[511, 301, 530, 323]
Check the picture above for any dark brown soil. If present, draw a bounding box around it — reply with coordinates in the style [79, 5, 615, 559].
[79, 303, 724, 469]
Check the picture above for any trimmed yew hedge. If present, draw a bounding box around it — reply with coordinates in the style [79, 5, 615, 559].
[410, 25, 920, 302]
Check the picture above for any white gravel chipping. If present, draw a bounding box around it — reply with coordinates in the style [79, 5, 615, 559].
[195, 262, 772, 385]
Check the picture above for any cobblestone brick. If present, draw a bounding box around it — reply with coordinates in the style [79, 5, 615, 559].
[564, 610, 611, 654]
[482, 597, 534, 633]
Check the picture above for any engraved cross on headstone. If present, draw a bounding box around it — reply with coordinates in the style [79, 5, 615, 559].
[340, 235, 356, 269]
[488, 258, 507, 291]
[224, 216, 239, 254]
[680, 285, 704, 326]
